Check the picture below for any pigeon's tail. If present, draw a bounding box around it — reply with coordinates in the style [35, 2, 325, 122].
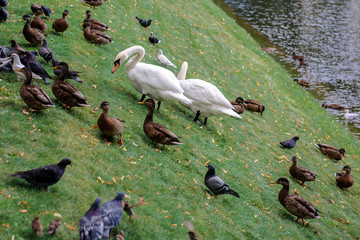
[10, 172, 24, 178]
[226, 188, 240, 198]
[184, 221, 199, 240]
[135, 16, 140, 21]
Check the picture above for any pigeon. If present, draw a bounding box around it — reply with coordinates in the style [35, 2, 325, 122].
[115, 230, 125, 240]
[10, 39, 26, 53]
[157, 49, 176, 68]
[21, 51, 52, 84]
[79, 197, 104, 240]
[149, 32, 161, 45]
[0, 0, 8, 7]
[51, 58, 83, 83]
[41, 5, 52, 19]
[47, 218, 61, 235]
[280, 136, 299, 149]
[10, 158, 72, 190]
[0, 6, 8, 22]
[31, 216, 43, 236]
[38, 39, 54, 63]
[100, 192, 125, 238]
[335, 166, 354, 191]
[184, 221, 199, 240]
[1, 54, 42, 81]
[31, 3, 41, 14]
[135, 16, 152, 28]
[204, 164, 240, 198]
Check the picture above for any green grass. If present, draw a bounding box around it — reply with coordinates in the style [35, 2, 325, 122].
[1, 0, 359, 239]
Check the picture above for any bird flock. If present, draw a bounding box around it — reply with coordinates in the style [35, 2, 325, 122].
[0, 0, 356, 239]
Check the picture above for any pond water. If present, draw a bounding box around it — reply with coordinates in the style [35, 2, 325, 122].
[214, 0, 360, 139]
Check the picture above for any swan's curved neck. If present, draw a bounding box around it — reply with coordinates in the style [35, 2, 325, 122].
[177, 61, 188, 80]
[123, 46, 145, 71]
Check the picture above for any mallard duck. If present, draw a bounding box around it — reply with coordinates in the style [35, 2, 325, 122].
[273, 177, 321, 225]
[51, 62, 90, 109]
[82, 0, 105, 8]
[139, 99, 182, 148]
[31, 9, 47, 34]
[157, 49, 176, 68]
[299, 59, 308, 67]
[83, 10, 109, 32]
[335, 166, 354, 191]
[52, 9, 69, 35]
[30, 3, 41, 14]
[22, 14, 45, 46]
[93, 101, 124, 145]
[292, 52, 304, 61]
[135, 16, 152, 28]
[293, 78, 310, 87]
[16, 67, 55, 111]
[149, 32, 161, 45]
[112, 46, 192, 110]
[229, 97, 245, 114]
[51, 58, 83, 83]
[240, 97, 265, 116]
[288, 156, 317, 186]
[82, 20, 112, 46]
[314, 143, 345, 161]
[321, 103, 346, 111]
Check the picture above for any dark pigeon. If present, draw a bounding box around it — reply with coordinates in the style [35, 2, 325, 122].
[149, 32, 161, 45]
[100, 192, 125, 238]
[204, 164, 240, 198]
[41, 5, 52, 18]
[10, 158, 72, 190]
[51, 58, 83, 83]
[31, 3, 41, 14]
[38, 39, 54, 63]
[135, 16, 152, 28]
[0, 0, 8, 7]
[20, 51, 52, 84]
[79, 197, 104, 240]
[0, 6, 8, 22]
[280, 136, 299, 149]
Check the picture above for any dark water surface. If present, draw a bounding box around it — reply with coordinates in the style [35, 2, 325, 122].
[214, 0, 360, 138]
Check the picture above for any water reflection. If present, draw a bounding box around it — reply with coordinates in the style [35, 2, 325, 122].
[218, 0, 360, 137]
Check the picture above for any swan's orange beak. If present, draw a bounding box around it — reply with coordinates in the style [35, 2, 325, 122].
[112, 63, 119, 73]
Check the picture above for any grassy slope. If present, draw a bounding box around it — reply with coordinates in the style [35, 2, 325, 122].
[0, 0, 359, 239]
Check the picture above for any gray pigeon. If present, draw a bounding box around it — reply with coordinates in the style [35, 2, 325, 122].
[0, 6, 8, 22]
[20, 51, 52, 85]
[100, 192, 125, 238]
[38, 39, 54, 63]
[10, 158, 72, 190]
[149, 32, 161, 45]
[135, 16, 152, 28]
[41, 5, 52, 18]
[280, 136, 299, 149]
[79, 197, 104, 240]
[204, 164, 240, 198]
[0, 0, 8, 7]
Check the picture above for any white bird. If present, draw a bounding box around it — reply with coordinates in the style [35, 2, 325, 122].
[112, 46, 192, 110]
[157, 49, 176, 68]
[1, 54, 41, 81]
[177, 61, 241, 126]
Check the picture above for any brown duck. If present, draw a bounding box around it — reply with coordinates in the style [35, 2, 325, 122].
[82, 0, 105, 8]
[321, 103, 346, 111]
[30, 3, 41, 15]
[82, 20, 112, 46]
[16, 68, 55, 111]
[273, 177, 321, 225]
[22, 14, 45, 46]
[288, 156, 317, 186]
[31, 9, 47, 34]
[52, 9, 69, 35]
[240, 97, 265, 116]
[51, 62, 90, 109]
[293, 79, 310, 87]
[139, 99, 183, 148]
[335, 166, 354, 191]
[229, 97, 245, 114]
[315, 143, 345, 161]
[94, 101, 124, 145]
[83, 10, 109, 32]
[292, 52, 304, 61]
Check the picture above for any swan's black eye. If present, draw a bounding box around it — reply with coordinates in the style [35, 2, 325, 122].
[114, 59, 120, 65]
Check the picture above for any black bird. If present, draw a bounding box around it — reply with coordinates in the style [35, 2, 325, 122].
[135, 16, 152, 28]
[204, 164, 240, 198]
[280, 136, 299, 149]
[100, 192, 124, 238]
[51, 58, 83, 83]
[38, 39, 54, 63]
[149, 32, 161, 45]
[41, 5, 52, 19]
[10, 158, 72, 190]
[0, 6, 8, 22]
[21, 51, 52, 84]
[0, 0, 8, 7]
[79, 197, 104, 240]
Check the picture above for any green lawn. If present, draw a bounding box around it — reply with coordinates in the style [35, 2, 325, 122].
[0, 0, 359, 239]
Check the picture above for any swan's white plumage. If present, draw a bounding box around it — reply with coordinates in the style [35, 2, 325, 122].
[177, 61, 241, 119]
[113, 46, 192, 105]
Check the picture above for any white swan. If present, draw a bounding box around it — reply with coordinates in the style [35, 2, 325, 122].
[112, 45, 192, 110]
[177, 61, 241, 126]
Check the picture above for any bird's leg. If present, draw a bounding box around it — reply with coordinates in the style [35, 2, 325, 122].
[139, 94, 145, 102]
[194, 111, 201, 123]
[117, 135, 123, 146]
[302, 219, 307, 225]
[301, 181, 305, 186]
[157, 101, 162, 111]
[154, 142, 158, 147]
[204, 117, 208, 126]
[295, 217, 300, 223]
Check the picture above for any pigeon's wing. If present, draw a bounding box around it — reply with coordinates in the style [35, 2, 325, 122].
[32, 165, 59, 183]
[79, 216, 104, 240]
[206, 175, 225, 192]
